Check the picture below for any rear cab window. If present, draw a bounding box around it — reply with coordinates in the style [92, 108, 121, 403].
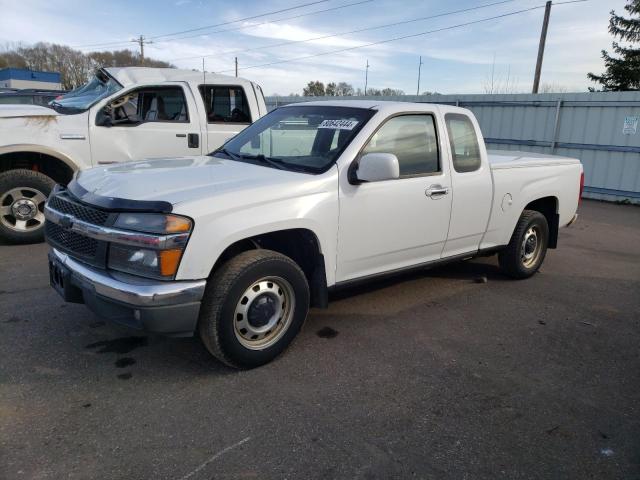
[445, 113, 481, 173]
[199, 85, 252, 124]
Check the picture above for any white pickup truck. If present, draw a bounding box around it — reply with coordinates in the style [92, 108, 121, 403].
[0, 67, 266, 243]
[44, 100, 582, 368]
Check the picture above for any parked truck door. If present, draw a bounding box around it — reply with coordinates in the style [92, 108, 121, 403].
[198, 84, 254, 153]
[336, 113, 452, 282]
[440, 112, 493, 257]
[88, 83, 203, 165]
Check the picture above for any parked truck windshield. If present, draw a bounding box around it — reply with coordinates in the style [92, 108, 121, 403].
[49, 70, 122, 113]
[215, 105, 375, 173]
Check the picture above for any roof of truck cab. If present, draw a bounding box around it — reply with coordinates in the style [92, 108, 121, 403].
[104, 67, 256, 89]
[280, 99, 469, 115]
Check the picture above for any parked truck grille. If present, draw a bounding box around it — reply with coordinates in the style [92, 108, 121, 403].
[45, 221, 98, 257]
[48, 193, 110, 226]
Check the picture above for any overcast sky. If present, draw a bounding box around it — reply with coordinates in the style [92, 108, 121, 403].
[0, 0, 625, 95]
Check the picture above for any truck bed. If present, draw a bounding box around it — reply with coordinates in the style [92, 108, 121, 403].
[488, 150, 581, 169]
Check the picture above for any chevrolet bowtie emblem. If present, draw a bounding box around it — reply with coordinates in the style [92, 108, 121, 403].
[59, 215, 74, 229]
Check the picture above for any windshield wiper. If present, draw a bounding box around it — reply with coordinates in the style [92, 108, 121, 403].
[238, 153, 289, 171]
[215, 147, 241, 160]
[214, 149, 313, 173]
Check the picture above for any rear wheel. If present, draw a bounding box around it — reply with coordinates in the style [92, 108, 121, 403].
[498, 210, 549, 279]
[198, 249, 310, 369]
[0, 169, 54, 244]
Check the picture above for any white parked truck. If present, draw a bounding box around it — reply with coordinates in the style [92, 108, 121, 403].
[0, 67, 267, 243]
[45, 101, 583, 368]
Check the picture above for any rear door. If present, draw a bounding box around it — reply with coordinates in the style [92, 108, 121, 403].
[198, 84, 253, 153]
[441, 112, 493, 257]
[89, 83, 202, 165]
[336, 112, 452, 282]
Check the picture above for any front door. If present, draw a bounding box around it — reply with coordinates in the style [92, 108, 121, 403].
[89, 83, 202, 165]
[336, 113, 452, 283]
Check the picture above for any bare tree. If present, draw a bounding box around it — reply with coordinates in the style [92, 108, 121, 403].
[335, 82, 354, 96]
[538, 82, 570, 93]
[0, 42, 174, 90]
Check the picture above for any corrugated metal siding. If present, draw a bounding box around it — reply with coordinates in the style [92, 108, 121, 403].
[266, 92, 640, 203]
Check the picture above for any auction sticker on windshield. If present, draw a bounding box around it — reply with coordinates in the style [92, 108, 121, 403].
[318, 119, 359, 130]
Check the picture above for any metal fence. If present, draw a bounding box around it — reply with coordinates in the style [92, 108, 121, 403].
[266, 92, 640, 204]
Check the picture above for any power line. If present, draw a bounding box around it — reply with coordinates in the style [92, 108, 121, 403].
[151, 0, 374, 45]
[72, 0, 330, 49]
[149, 0, 331, 40]
[213, 1, 587, 75]
[168, 0, 523, 62]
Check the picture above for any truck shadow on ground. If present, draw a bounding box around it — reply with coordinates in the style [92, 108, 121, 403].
[44, 259, 508, 377]
[328, 258, 507, 302]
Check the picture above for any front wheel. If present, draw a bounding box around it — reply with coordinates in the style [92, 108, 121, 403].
[0, 169, 54, 244]
[498, 210, 549, 279]
[198, 249, 310, 369]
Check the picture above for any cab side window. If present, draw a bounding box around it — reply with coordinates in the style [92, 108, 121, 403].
[199, 85, 251, 124]
[361, 114, 439, 177]
[445, 113, 481, 173]
[108, 87, 189, 125]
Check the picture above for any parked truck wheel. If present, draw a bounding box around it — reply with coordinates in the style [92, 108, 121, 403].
[198, 249, 310, 369]
[499, 209, 549, 279]
[0, 169, 54, 244]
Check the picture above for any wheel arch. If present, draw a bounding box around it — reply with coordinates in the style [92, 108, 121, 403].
[209, 228, 329, 308]
[522, 196, 559, 248]
[0, 145, 76, 185]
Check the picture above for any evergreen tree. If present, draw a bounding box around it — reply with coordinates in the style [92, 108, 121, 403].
[588, 0, 640, 91]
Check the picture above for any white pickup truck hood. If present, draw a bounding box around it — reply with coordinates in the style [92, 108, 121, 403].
[0, 104, 59, 118]
[75, 156, 319, 207]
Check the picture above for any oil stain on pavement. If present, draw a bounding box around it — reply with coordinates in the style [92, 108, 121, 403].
[85, 336, 148, 354]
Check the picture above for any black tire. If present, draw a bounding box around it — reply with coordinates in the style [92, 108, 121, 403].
[498, 209, 549, 279]
[0, 169, 55, 245]
[198, 249, 310, 369]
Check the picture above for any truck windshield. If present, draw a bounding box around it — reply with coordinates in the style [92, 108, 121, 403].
[214, 105, 375, 173]
[49, 70, 122, 113]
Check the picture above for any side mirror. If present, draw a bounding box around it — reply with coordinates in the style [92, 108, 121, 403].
[356, 153, 400, 182]
[251, 135, 261, 149]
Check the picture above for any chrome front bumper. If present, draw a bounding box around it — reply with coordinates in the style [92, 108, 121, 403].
[50, 248, 207, 336]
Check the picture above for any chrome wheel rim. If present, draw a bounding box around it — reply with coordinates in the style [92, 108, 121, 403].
[0, 187, 47, 232]
[521, 226, 542, 268]
[233, 276, 295, 350]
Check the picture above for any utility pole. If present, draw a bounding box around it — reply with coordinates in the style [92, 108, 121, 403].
[532, 1, 552, 94]
[132, 35, 153, 65]
[235, 57, 238, 77]
[416, 56, 423, 96]
[364, 59, 369, 96]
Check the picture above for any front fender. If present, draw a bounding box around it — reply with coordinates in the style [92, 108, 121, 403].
[174, 189, 339, 285]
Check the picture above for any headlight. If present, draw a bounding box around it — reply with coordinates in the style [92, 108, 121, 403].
[108, 213, 193, 280]
[113, 213, 192, 234]
[108, 245, 184, 280]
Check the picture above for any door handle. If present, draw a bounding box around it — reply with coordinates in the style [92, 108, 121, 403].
[187, 133, 199, 148]
[175, 133, 186, 138]
[425, 184, 449, 199]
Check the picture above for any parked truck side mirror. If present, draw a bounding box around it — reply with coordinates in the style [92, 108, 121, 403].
[355, 153, 400, 182]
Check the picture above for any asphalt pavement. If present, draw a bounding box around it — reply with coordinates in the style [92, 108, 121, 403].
[1, 199, 639, 479]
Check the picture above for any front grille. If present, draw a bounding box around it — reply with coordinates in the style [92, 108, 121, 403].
[48, 192, 109, 226]
[45, 222, 98, 257]
[45, 189, 112, 268]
